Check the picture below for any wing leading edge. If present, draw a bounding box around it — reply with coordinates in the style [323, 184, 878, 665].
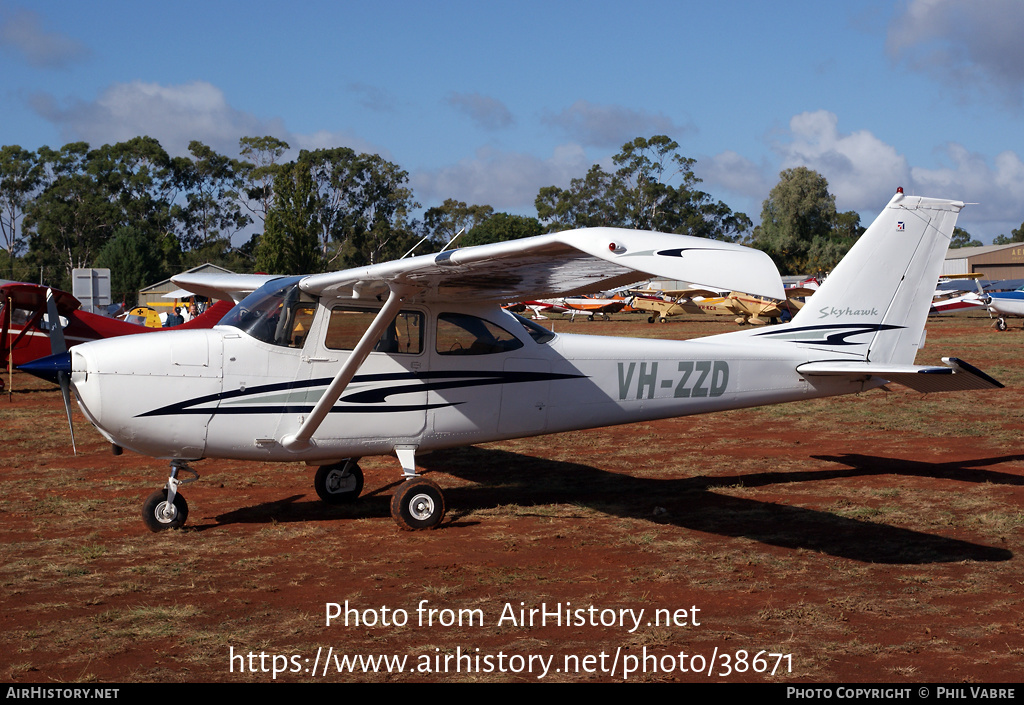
[299, 227, 785, 303]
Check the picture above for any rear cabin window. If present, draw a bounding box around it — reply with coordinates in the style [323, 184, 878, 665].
[436, 313, 524, 355]
[325, 307, 424, 354]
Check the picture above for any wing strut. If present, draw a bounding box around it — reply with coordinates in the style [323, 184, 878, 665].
[281, 284, 413, 451]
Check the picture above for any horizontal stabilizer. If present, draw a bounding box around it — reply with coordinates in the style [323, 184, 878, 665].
[797, 357, 1003, 393]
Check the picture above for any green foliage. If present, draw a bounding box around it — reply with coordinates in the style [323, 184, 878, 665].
[255, 162, 323, 275]
[179, 141, 251, 251]
[423, 199, 494, 248]
[992, 222, 1024, 245]
[949, 227, 982, 249]
[94, 226, 167, 307]
[237, 136, 290, 225]
[535, 136, 750, 241]
[461, 213, 542, 247]
[0, 145, 42, 279]
[23, 143, 124, 289]
[296, 148, 419, 268]
[751, 167, 861, 275]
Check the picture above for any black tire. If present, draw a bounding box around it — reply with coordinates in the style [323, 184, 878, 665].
[391, 479, 445, 531]
[141, 489, 189, 532]
[647, 316, 655, 324]
[659, 317, 667, 324]
[314, 461, 364, 504]
[996, 318, 1008, 331]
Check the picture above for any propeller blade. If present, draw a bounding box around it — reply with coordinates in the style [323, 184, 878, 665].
[45, 288, 68, 356]
[43, 288, 76, 454]
[58, 370, 77, 455]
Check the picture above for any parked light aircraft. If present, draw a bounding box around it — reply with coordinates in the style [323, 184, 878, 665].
[1, 281, 232, 391]
[628, 286, 816, 325]
[982, 285, 1024, 330]
[506, 296, 626, 321]
[65, 190, 1002, 532]
[927, 273, 985, 316]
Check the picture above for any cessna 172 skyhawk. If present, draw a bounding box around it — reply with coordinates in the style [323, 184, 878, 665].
[67, 189, 1001, 532]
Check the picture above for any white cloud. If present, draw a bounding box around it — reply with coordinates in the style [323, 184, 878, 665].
[30, 80, 288, 157]
[411, 143, 589, 212]
[30, 80, 401, 164]
[888, 0, 1024, 105]
[771, 109, 1024, 238]
[773, 110, 911, 211]
[542, 100, 691, 148]
[911, 144, 1024, 224]
[696, 150, 773, 204]
[446, 92, 515, 130]
[0, 8, 90, 69]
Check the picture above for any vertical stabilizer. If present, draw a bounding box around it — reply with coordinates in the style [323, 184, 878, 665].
[785, 190, 964, 364]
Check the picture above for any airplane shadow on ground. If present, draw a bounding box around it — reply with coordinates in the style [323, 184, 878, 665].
[210, 447, 1022, 565]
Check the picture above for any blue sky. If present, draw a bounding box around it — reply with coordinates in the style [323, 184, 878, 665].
[2, 0, 1023, 243]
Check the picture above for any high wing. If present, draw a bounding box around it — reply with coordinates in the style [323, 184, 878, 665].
[170, 272, 282, 304]
[299, 227, 784, 302]
[1, 282, 81, 315]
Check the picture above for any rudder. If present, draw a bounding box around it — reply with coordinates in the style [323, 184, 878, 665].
[787, 190, 964, 364]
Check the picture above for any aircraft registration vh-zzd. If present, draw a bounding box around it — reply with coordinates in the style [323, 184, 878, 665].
[66, 188, 1002, 532]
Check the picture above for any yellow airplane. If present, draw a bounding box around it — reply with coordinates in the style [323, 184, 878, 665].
[629, 286, 817, 325]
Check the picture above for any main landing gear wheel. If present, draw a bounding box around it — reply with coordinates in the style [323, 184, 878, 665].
[995, 317, 1008, 331]
[314, 460, 364, 504]
[141, 489, 189, 532]
[391, 478, 446, 531]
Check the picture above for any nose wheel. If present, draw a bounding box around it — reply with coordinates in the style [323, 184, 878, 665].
[142, 488, 189, 531]
[141, 460, 198, 532]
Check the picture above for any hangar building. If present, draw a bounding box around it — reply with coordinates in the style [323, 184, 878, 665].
[942, 243, 1024, 279]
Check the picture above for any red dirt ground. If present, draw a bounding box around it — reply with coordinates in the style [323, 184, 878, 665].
[1, 315, 1022, 683]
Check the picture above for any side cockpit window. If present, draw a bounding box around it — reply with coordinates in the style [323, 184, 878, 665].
[326, 307, 423, 354]
[436, 313, 523, 355]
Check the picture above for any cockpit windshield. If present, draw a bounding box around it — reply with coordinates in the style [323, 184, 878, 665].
[218, 276, 317, 348]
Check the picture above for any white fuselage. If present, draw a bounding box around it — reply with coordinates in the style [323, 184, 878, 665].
[70, 302, 867, 462]
[987, 289, 1024, 318]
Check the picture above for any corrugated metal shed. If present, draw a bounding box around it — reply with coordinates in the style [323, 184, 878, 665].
[943, 243, 1024, 279]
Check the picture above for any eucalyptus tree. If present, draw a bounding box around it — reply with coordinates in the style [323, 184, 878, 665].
[752, 167, 862, 275]
[422, 198, 494, 249]
[0, 145, 42, 279]
[461, 212, 542, 247]
[255, 161, 323, 275]
[178, 141, 252, 253]
[535, 136, 750, 241]
[238, 135, 290, 227]
[298, 148, 419, 268]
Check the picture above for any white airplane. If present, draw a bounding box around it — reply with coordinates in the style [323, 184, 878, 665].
[983, 286, 1024, 330]
[66, 189, 1002, 532]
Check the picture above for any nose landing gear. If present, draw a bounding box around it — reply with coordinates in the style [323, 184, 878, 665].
[141, 460, 199, 532]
